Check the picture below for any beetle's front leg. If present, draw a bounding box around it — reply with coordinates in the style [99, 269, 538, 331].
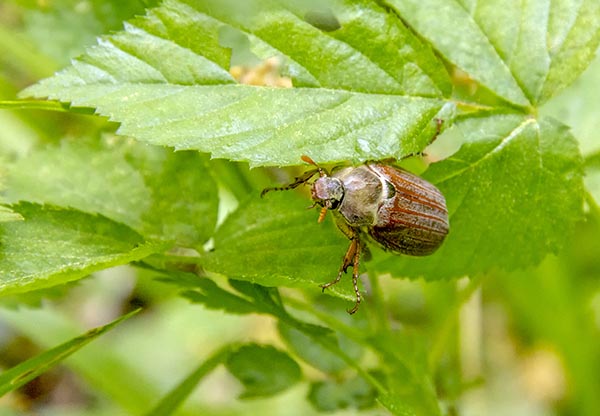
[260, 168, 320, 197]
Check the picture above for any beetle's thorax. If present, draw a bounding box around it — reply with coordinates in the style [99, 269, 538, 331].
[330, 166, 387, 227]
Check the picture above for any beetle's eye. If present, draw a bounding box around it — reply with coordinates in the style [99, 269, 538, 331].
[327, 198, 341, 210]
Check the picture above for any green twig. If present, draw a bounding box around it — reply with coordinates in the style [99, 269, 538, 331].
[144, 344, 234, 416]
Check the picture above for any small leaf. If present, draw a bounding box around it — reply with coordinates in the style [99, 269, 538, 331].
[371, 114, 584, 279]
[225, 344, 301, 398]
[308, 374, 378, 412]
[0, 203, 167, 295]
[0, 309, 139, 397]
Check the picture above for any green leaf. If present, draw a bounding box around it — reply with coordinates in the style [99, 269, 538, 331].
[21, 0, 453, 166]
[308, 374, 378, 412]
[0, 205, 23, 222]
[386, 0, 600, 106]
[278, 321, 363, 374]
[377, 393, 418, 416]
[179, 278, 260, 315]
[127, 146, 219, 245]
[225, 343, 301, 398]
[5, 140, 218, 246]
[0, 203, 167, 295]
[541, 54, 600, 156]
[371, 113, 583, 279]
[21, 0, 156, 66]
[0, 309, 139, 397]
[199, 192, 355, 299]
[540, 0, 600, 103]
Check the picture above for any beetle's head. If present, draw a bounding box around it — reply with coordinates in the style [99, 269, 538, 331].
[311, 176, 344, 211]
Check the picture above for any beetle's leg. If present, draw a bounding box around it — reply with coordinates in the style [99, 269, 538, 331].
[333, 216, 357, 241]
[260, 169, 320, 197]
[320, 237, 359, 291]
[347, 238, 362, 315]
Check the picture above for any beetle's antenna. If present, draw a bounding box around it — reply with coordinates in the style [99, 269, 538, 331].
[260, 168, 320, 197]
[301, 155, 327, 177]
[261, 156, 329, 197]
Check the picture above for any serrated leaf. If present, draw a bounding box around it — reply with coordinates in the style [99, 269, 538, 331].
[225, 343, 301, 398]
[199, 191, 355, 299]
[21, 0, 452, 167]
[180, 278, 260, 315]
[371, 114, 583, 279]
[0, 309, 139, 397]
[0, 203, 167, 295]
[207, 0, 452, 95]
[5, 140, 218, 246]
[386, 0, 600, 106]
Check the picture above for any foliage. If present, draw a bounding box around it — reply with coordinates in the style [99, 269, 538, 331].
[0, 0, 599, 415]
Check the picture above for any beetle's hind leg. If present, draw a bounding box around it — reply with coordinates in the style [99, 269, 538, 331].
[320, 236, 362, 314]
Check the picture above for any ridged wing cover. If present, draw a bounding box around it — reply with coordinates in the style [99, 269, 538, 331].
[367, 164, 449, 256]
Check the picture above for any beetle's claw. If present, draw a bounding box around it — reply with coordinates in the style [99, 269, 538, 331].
[347, 301, 360, 315]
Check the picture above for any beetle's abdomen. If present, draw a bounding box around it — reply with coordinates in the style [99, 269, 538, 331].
[367, 165, 449, 256]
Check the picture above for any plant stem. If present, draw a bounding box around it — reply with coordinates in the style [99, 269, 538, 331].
[427, 275, 483, 371]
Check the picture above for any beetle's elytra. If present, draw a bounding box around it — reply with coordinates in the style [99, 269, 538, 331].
[262, 155, 449, 314]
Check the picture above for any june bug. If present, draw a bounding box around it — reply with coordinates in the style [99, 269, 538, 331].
[262, 156, 449, 314]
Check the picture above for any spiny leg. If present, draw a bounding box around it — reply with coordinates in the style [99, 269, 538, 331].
[347, 238, 362, 315]
[319, 237, 363, 314]
[320, 237, 359, 291]
[260, 168, 320, 197]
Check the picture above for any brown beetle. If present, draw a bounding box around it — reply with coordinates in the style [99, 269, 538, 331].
[262, 155, 449, 314]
